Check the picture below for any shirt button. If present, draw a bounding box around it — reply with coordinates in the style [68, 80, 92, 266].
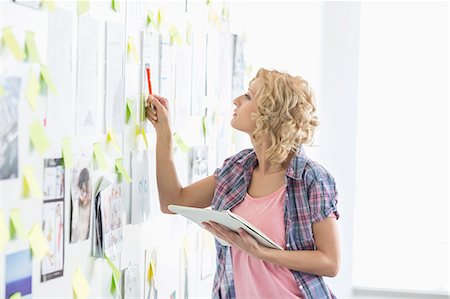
[299, 285, 303, 290]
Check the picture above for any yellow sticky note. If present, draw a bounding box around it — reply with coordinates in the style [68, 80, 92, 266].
[25, 31, 41, 63]
[115, 158, 132, 183]
[0, 85, 5, 96]
[29, 119, 50, 154]
[9, 292, 22, 299]
[127, 36, 139, 64]
[78, 0, 90, 16]
[147, 259, 155, 284]
[126, 98, 136, 124]
[9, 209, 26, 239]
[42, 0, 56, 11]
[157, 8, 164, 30]
[62, 137, 74, 169]
[173, 132, 189, 153]
[28, 223, 49, 261]
[2, 27, 26, 61]
[111, 0, 119, 12]
[107, 130, 121, 153]
[93, 143, 108, 170]
[26, 69, 40, 111]
[169, 25, 183, 46]
[147, 11, 154, 27]
[186, 22, 192, 45]
[23, 166, 43, 198]
[1, 210, 11, 252]
[40, 64, 58, 95]
[141, 128, 148, 150]
[72, 267, 91, 299]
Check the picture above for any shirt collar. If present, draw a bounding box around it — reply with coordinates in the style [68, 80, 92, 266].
[236, 145, 307, 181]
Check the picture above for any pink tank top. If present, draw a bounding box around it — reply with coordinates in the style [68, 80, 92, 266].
[230, 184, 301, 298]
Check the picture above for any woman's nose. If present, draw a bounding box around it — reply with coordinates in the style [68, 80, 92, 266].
[233, 96, 240, 107]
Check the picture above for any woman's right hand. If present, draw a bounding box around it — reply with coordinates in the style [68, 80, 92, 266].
[146, 94, 171, 133]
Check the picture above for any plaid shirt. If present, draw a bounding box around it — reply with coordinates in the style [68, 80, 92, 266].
[211, 146, 339, 299]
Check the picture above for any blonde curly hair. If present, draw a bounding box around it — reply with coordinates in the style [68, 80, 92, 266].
[250, 68, 319, 166]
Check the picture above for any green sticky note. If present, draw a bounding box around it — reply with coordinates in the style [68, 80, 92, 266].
[28, 223, 49, 261]
[42, 0, 56, 11]
[78, 1, 90, 16]
[25, 31, 40, 63]
[147, 11, 154, 27]
[169, 25, 183, 46]
[173, 132, 189, 153]
[72, 267, 91, 299]
[141, 128, 148, 150]
[105, 255, 121, 295]
[111, 0, 119, 12]
[93, 143, 108, 170]
[29, 119, 50, 154]
[2, 27, 26, 61]
[9, 292, 22, 299]
[23, 166, 43, 198]
[157, 8, 164, 30]
[126, 98, 136, 124]
[26, 69, 40, 111]
[202, 116, 207, 139]
[40, 64, 58, 95]
[0, 85, 5, 96]
[62, 137, 74, 168]
[9, 209, 26, 239]
[115, 158, 132, 183]
[1, 210, 11, 252]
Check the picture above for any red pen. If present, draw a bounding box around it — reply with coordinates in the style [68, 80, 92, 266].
[145, 63, 152, 95]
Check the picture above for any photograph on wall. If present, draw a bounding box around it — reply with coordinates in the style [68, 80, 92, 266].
[43, 158, 65, 199]
[131, 151, 150, 224]
[5, 249, 32, 298]
[41, 198, 64, 282]
[0, 76, 21, 180]
[70, 153, 92, 243]
[93, 177, 123, 260]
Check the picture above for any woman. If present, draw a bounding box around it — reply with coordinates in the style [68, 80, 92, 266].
[146, 68, 340, 299]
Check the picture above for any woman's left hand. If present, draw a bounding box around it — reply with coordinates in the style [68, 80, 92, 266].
[202, 221, 263, 258]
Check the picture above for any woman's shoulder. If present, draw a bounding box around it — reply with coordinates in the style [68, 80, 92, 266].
[302, 157, 336, 186]
[214, 148, 254, 177]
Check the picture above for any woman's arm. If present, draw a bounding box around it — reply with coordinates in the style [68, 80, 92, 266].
[203, 217, 340, 277]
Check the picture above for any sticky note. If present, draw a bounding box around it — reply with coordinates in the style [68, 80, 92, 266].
[23, 166, 43, 198]
[111, 0, 119, 12]
[0, 210, 10, 252]
[186, 22, 192, 45]
[173, 132, 189, 153]
[115, 158, 132, 183]
[147, 259, 154, 284]
[0, 85, 5, 96]
[141, 128, 148, 150]
[147, 11, 154, 27]
[157, 8, 164, 30]
[29, 119, 50, 154]
[78, 1, 90, 16]
[107, 130, 121, 153]
[169, 25, 183, 46]
[105, 255, 121, 295]
[93, 143, 108, 170]
[9, 292, 22, 299]
[62, 137, 74, 168]
[202, 115, 207, 139]
[126, 98, 136, 124]
[25, 31, 40, 63]
[28, 223, 49, 261]
[26, 69, 40, 111]
[72, 267, 91, 299]
[40, 64, 58, 95]
[9, 209, 26, 239]
[42, 0, 56, 11]
[127, 36, 139, 64]
[2, 27, 26, 61]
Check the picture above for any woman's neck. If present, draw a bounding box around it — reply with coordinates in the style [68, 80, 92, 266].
[251, 138, 287, 176]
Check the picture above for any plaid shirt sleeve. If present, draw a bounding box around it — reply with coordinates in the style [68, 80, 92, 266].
[307, 170, 339, 223]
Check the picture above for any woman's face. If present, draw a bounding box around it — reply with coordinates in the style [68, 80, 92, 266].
[231, 78, 261, 134]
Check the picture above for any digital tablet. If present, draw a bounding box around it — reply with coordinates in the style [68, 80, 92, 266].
[168, 204, 283, 250]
